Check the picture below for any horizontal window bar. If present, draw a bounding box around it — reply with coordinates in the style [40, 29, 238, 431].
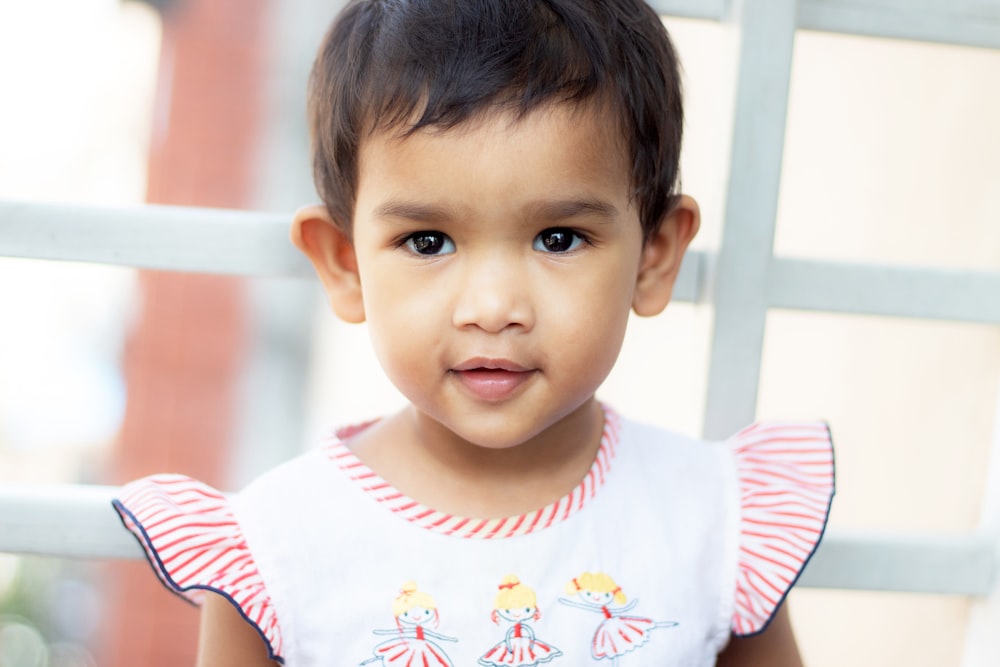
[0, 484, 140, 560]
[650, 0, 1000, 50]
[0, 201, 312, 278]
[651, 0, 727, 21]
[799, 530, 997, 596]
[768, 258, 1000, 325]
[798, 0, 1000, 51]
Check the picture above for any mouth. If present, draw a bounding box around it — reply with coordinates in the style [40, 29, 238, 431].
[452, 357, 530, 372]
[451, 358, 535, 401]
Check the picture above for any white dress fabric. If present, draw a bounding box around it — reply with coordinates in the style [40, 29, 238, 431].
[113, 408, 834, 666]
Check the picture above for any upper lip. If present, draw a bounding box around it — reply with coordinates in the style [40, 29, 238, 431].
[452, 357, 531, 372]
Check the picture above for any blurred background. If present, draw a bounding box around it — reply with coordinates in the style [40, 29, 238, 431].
[0, 0, 998, 665]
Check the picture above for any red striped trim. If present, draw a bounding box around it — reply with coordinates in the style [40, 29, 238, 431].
[447, 517, 470, 535]
[464, 519, 490, 538]
[503, 513, 528, 538]
[730, 422, 834, 637]
[525, 507, 546, 534]
[542, 500, 562, 530]
[324, 407, 622, 539]
[113, 475, 284, 662]
[485, 517, 508, 539]
[562, 488, 576, 521]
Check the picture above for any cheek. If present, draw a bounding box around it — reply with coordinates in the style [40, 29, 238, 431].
[553, 272, 634, 362]
[367, 320, 431, 393]
[359, 267, 439, 384]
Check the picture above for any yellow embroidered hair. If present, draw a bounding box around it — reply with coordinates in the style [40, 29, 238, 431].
[392, 581, 438, 617]
[493, 574, 537, 610]
[565, 571, 628, 605]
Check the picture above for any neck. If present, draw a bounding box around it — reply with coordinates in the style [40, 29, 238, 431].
[350, 399, 605, 518]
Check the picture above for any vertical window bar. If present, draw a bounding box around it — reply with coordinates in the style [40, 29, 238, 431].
[703, 0, 799, 439]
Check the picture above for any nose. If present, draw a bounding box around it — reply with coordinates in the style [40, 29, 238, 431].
[451, 255, 534, 333]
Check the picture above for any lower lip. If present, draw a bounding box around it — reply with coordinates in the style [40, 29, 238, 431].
[453, 369, 533, 401]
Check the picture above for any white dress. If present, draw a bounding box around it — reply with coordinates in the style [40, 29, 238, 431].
[114, 407, 834, 666]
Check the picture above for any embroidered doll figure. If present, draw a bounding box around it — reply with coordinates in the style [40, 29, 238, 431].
[478, 575, 562, 667]
[362, 582, 457, 666]
[559, 572, 677, 664]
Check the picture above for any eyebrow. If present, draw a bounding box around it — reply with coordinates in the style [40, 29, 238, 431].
[373, 197, 620, 225]
[372, 201, 456, 223]
[531, 198, 619, 222]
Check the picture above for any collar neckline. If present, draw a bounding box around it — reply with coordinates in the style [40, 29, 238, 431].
[324, 407, 621, 539]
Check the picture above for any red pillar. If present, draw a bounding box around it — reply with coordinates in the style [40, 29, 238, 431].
[102, 0, 269, 664]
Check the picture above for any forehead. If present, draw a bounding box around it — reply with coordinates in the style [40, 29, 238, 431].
[354, 103, 632, 220]
[376, 100, 624, 156]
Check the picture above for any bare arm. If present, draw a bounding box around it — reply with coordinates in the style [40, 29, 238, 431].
[196, 593, 279, 667]
[715, 604, 803, 667]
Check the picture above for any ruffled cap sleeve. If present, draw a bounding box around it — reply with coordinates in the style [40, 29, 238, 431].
[729, 422, 834, 636]
[112, 474, 284, 662]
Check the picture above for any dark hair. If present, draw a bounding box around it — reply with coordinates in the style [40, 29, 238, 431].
[308, 0, 683, 243]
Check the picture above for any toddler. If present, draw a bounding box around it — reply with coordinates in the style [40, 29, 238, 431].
[114, 0, 834, 665]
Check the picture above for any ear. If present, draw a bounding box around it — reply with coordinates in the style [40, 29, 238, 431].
[632, 195, 700, 317]
[290, 205, 366, 323]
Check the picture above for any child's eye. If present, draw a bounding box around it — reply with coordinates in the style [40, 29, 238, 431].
[533, 228, 585, 253]
[403, 231, 455, 256]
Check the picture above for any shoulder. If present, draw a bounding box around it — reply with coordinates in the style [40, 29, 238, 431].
[612, 413, 733, 484]
[726, 421, 835, 636]
[112, 473, 285, 661]
[236, 444, 335, 502]
[109, 422, 378, 665]
[617, 412, 832, 459]
[236, 421, 378, 503]
[614, 412, 833, 495]
[614, 413, 723, 461]
[610, 410, 835, 638]
[607, 413, 740, 508]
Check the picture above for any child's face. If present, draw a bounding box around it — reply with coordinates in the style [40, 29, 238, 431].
[308, 104, 692, 451]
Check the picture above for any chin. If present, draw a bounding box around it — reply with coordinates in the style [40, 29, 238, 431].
[454, 426, 543, 451]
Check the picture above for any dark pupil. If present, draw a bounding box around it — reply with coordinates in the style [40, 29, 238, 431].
[542, 229, 573, 252]
[412, 234, 443, 254]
